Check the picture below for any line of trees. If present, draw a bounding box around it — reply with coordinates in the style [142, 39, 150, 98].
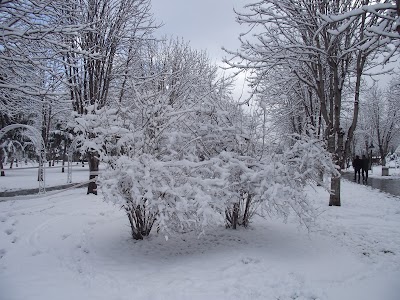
[355, 77, 400, 165]
[224, 0, 400, 206]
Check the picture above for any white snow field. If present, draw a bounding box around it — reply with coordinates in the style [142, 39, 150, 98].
[0, 162, 90, 193]
[0, 176, 399, 300]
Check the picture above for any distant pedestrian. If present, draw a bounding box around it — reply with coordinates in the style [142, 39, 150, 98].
[353, 155, 362, 182]
[361, 154, 369, 181]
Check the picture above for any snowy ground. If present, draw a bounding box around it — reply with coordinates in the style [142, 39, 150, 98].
[0, 162, 90, 192]
[0, 176, 400, 299]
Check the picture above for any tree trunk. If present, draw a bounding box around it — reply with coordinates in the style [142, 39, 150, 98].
[61, 140, 67, 173]
[0, 152, 4, 176]
[397, 0, 400, 34]
[242, 193, 251, 227]
[329, 173, 341, 206]
[232, 203, 239, 229]
[37, 159, 44, 182]
[343, 17, 366, 168]
[87, 151, 99, 195]
[317, 169, 324, 186]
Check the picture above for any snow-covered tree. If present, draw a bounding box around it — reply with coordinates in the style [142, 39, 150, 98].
[61, 0, 156, 194]
[96, 39, 238, 238]
[0, 0, 91, 104]
[320, 0, 400, 61]
[0, 0, 96, 181]
[359, 80, 400, 165]
[224, 0, 397, 206]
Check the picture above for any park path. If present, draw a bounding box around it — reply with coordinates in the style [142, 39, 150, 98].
[0, 183, 85, 198]
[341, 172, 400, 197]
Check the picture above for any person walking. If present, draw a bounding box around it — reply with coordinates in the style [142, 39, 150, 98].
[353, 155, 362, 182]
[361, 154, 369, 182]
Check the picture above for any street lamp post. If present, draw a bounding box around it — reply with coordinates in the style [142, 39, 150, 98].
[368, 142, 375, 171]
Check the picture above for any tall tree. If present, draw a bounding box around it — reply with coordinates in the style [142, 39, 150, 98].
[224, 0, 397, 206]
[0, 0, 90, 102]
[98, 38, 240, 238]
[362, 81, 400, 165]
[62, 0, 156, 194]
[0, 0, 92, 179]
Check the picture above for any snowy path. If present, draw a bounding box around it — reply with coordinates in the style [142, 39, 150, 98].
[0, 181, 399, 300]
[342, 168, 400, 197]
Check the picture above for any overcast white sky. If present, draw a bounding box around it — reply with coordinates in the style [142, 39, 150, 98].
[150, 0, 248, 65]
[150, 0, 250, 100]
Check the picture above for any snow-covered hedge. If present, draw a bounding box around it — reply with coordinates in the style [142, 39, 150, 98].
[100, 137, 336, 239]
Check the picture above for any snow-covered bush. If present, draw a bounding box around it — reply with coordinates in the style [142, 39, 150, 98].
[258, 136, 337, 228]
[100, 154, 224, 239]
[92, 36, 336, 239]
[99, 120, 336, 238]
[208, 136, 336, 230]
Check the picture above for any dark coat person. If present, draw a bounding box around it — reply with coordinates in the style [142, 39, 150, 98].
[353, 155, 362, 182]
[361, 154, 369, 181]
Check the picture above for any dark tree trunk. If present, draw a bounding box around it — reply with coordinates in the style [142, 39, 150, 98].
[242, 193, 251, 228]
[232, 203, 239, 229]
[87, 151, 99, 195]
[329, 173, 341, 206]
[0, 154, 4, 176]
[61, 140, 67, 173]
[397, 0, 400, 34]
[317, 169, 324, 186]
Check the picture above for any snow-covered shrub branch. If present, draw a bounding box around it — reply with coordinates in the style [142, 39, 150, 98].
[71, 105, 131, 160]
[99, 130, 336, 239]
[319, 1, 400, 63]
[214, 135, 336, 230]
[100, 155, 224, 239]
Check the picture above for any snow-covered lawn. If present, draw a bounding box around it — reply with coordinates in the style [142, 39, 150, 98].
[0, 163, 90, 192]
[0, 180, 399, 300]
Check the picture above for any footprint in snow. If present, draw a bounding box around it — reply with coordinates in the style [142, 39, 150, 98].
[61, 234, 70, 240]
[0, 215, 7, 223]
[31, 250, 41, 256]
[0, 249, 6, 259]
[4, 228, 14, 235]
[11, 236, 18, 244]
[241, 257, 260, 265]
